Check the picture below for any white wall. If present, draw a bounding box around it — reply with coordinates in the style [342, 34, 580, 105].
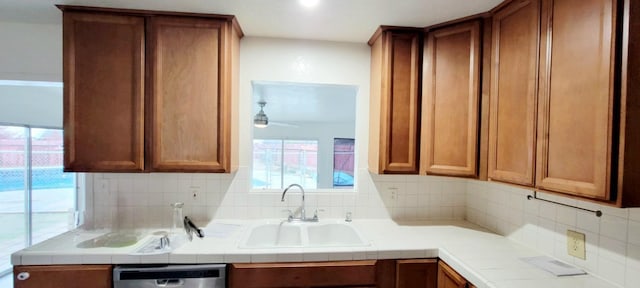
[238, 37, 370, 169]
[0, 21, 62, 82]
[253, 121, 356, 188]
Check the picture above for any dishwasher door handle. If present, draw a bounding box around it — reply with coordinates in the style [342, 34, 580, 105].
[156, 279, 185, 287]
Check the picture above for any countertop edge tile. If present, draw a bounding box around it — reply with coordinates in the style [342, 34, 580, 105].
[9, 219, 622, 288]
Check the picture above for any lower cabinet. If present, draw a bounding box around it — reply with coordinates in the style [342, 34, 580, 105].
[396, 259, 438, 288]
[438, 261, 470, 288]
[229, 259, 469, 288]
[14, 265, 112, 288]
[13, 259, 471, 288]
[229, 261, 378, 288]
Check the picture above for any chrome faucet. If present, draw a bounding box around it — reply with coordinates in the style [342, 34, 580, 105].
[281, 184, 318, 222]
[183, 216, 204, 241]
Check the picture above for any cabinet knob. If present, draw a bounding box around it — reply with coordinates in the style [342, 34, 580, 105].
[17, 272, 30, 281]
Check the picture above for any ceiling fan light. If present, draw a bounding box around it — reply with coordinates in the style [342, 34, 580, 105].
[254, 109, 269, 128]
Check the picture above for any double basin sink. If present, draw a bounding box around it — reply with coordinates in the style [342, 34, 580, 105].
[76, 220, 369, 251]
[240, 220, 369, 249]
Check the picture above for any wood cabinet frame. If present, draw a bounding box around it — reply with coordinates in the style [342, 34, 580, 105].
[146, 16, 235, 172]
[535, 0, 617, 200]
[14, 265, 112, 288]
[229, 261, 378, 288]
[437, 261, 468, 288]
[488, 0, 541, 186]
[59, 5, 241, 173]
[369, 27, 423, 174]
[62, 11, 145, 172]
[421, 20, 482, 177]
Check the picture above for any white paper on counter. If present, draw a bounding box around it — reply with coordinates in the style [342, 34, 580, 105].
[521, 256, 586, 276]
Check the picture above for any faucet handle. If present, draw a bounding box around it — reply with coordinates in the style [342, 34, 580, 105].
[313, 209, 325, 221]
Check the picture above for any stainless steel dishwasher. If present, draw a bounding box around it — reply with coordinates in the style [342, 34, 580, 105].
[113, 264, 226, 288]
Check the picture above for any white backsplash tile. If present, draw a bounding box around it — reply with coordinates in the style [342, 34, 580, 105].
[467, 181, 638, 288]
[85, 169, 637, 286]
[628, 220, 640, 246]
[598, 257, 626, 287]
[628, 208, 640, 222]
[88, 168, 468, 229]
[600, 214, 629, 242]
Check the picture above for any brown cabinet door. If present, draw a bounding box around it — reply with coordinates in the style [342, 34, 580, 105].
[147, 16, 232, 172]
[14, 265, 112, 288]
[422, 21, 481, 177]
[63, 12, 145, 172]
[536, 0, 617, 199]
[369, 29, 422, 174]
[488, 0, 540, 186]
[437, 261, 467, 288]
[228, 261, 377, 288]
[396, 259, 438, 288]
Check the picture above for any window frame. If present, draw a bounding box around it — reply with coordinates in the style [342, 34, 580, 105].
[332, 138, 355, 188]
[0, 123, 80, 277]
[252, 138, 320, 190]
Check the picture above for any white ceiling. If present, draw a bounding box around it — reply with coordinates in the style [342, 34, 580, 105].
[0, 0, 502, 43]
[252, 81, 357, 123]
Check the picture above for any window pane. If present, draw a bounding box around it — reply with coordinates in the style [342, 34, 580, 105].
[0, 126, 27, 273]
[283, 140, 317, 189]
[333, 138, 355, 188]
[31, 128, 76, 245]
[252, 139, 283, 189]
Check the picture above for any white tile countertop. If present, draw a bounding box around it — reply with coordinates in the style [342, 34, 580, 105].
[12, 219, 619, 288]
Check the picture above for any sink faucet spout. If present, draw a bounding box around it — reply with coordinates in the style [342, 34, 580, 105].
[281, 184, 314, 222]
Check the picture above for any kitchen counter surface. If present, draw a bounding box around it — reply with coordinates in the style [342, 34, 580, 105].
[12, 219, 618, 288]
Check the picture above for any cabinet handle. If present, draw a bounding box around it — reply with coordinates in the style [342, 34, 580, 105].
[17, 272, 30, 281]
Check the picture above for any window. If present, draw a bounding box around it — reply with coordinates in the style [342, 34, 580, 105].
[252, 139, 318, 189]
[0, 125, 77, 276]
[333, 138, 355, 188]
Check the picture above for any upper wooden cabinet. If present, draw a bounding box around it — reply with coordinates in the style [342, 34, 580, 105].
[421, 20, 481, 177]
[147, 16, 239, 172]
[488, 0, 540, 186]
[369, 27, 423, 174]
[60, 6, 241, 173]
[534, 0, 640, 206]
[536, 0, 616, 200]
[62, 12, 145, 172]
[486, 0, 640, 206]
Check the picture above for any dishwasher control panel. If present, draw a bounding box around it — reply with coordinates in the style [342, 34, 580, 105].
[114, 264, 226, 288]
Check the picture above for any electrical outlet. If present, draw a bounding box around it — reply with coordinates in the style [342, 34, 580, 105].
[567, 230, 586, 259]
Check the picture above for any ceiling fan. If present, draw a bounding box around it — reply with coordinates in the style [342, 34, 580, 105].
[253, 100, 299, 128]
